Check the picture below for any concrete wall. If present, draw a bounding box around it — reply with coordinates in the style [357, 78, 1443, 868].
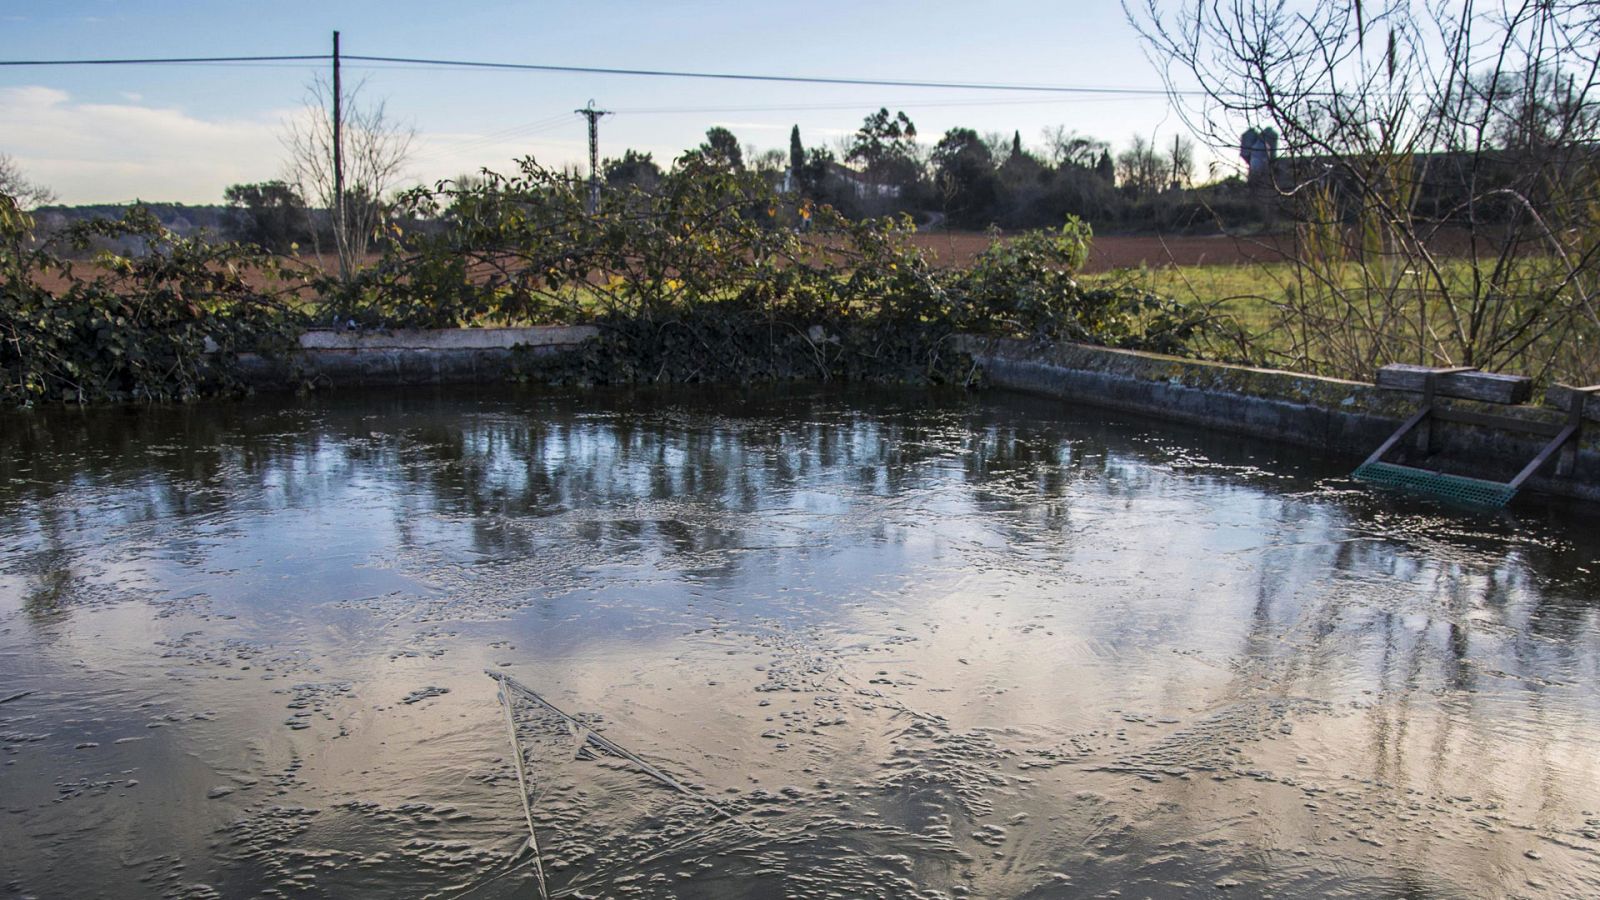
[957, 336, 1600, 504]
[237, 325, 598, 389]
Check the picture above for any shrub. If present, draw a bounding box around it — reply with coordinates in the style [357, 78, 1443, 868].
[2, 204, 302, 404]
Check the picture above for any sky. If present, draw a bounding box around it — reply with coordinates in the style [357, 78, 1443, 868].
[0, 0, 1212, 205]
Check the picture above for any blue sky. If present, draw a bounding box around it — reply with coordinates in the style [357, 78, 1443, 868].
[1, 1, 1201, 204]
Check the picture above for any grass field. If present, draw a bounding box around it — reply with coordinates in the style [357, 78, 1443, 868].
[911, 231, 1292, 271]
[1092, 262, 1288, 329]
[1097, 253, 1597, 386]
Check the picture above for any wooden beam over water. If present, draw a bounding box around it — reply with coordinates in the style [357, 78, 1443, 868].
[1546, 383, 1600, 423]
[1375, 364, 1532, 405]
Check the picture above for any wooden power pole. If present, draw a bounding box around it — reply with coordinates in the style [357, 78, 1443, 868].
[332, 30, 346, 278]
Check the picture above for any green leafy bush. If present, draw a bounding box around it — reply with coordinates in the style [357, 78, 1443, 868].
[326, 159, 1208, 385]
[2, 205, 302, 404]
[949, 220, 1194, 349]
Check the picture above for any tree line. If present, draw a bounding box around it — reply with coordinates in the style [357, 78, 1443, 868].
[201, 108, 1257, 259]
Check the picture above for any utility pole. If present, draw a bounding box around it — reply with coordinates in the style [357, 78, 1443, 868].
[575, 100, 610, 214]
[1171, 131, 1184, 188]
[332, 30, 346, 279]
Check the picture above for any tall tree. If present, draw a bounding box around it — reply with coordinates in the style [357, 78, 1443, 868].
[789, 125, 805, 181]
[1094, 149, 1115, 184]
[284, 76, 414, 279]
[603, 150, 663, 190]
[847, 108, 920, 190]
[696, 127, 744, 170]
[795, 146, 836, 201]
[223, 181, 309, 252]
[931, 127, 998, 227]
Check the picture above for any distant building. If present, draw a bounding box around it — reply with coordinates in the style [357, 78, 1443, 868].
[782, 162, 903, 201]
[1239, 128, 1278, 183]
[830, 163, 901, 200]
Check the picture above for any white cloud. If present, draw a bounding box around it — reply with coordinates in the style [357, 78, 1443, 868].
[407, 132, 589, 185]
[0, 86, 292, 204]
[709, 121, 794, 132]
[0, 85, 595, 205]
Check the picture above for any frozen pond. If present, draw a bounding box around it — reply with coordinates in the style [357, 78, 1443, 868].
[2, 385, 1598, 898]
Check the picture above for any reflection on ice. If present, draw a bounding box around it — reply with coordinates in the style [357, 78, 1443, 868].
[1, 385, 1598, 897]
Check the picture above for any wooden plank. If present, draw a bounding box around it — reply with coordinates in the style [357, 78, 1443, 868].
[1509, 422, 1581, 489]
[1545, 384, 1600, 423]
[1375, 364, 1532, 404]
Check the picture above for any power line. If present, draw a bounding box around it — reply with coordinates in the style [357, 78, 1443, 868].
[343, 54, 1183, 95]
[610, 95, 1155, 116]
[0, 54, 328, 67]
[0, 50, 1182, 96]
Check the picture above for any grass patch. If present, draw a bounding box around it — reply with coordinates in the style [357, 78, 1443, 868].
[1089, 254, 1597, 385]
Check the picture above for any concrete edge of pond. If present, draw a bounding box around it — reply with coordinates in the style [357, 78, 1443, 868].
[296, 325, 601, 351]
[235, 325, 1597, 504]
[957, 335, 1599, 505]
[235, 325, 599, 389]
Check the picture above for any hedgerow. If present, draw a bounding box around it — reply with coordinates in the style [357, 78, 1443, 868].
[332, 159, 1208, 385]
[2, 160, 1211, 404]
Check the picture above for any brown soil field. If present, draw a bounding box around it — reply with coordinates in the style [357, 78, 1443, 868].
[18, 232, 1317, 298]
[29, 232, 1291, 289]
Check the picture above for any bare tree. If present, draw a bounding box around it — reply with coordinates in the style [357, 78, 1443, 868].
[1115, 134, 1166, 195]
[1128, 0, 1600, 384]
[0, 155, 57, 210]
[1040, 127, 1108, 169]
[981, 130, 1011, 164]
[750, 148, 788, 176]
[284, 76, 414, 279]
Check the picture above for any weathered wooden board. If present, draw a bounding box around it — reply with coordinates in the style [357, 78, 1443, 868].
[1376, 364, 1532, 405]
[1545, 383, 1600, 422]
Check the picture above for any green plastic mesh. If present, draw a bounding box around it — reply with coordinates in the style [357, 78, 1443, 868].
[1353, 461, 1518, 508]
